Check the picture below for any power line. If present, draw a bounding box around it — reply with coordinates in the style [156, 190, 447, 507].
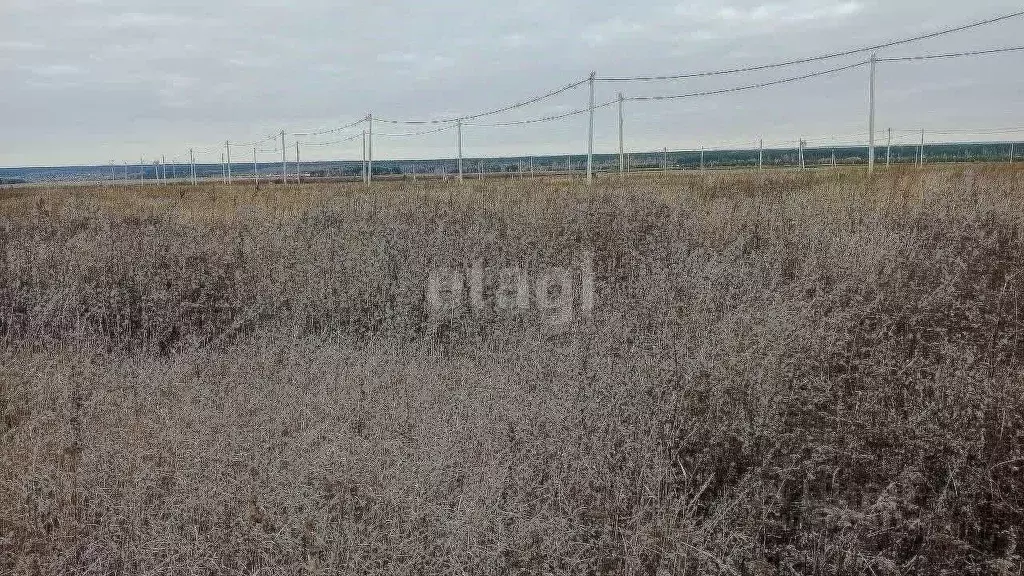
[596, 10, 1024, 82]
[301, 117, 367, 137]
[192, 14, 1023, 166]
[625, 60, 868, 102]
[877, 45, 1024, 62]
[375, 125, 457, 137]
[421, 46, 1020, 129]
[464, 46, 1020, 127]
[303, 132, 365, 147]
[234, 134, 278, 148]
[894, 126, 1024, 135]
[465, 99, 618, 128]
[374, 77, 589, 125]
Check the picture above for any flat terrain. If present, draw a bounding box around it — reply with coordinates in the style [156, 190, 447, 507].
[2, 167, 1023, 575]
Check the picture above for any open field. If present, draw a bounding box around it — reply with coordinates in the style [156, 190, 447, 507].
[1, 166, 1023, 575]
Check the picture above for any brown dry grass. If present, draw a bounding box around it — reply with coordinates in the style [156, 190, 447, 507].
[1, 166, 1023, 575]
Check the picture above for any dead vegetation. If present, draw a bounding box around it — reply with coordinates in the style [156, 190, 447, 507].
[1, 166, 1023, 575]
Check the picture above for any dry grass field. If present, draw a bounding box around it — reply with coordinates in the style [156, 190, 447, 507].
[1, 166, 1023, 575]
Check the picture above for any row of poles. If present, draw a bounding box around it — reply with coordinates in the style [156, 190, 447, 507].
[117, 54, 1017, 187]
[110, 149, 200, 185]
[120, 126, 1015, 187]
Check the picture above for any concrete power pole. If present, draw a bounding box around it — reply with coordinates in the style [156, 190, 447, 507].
[457, 118, 464, 182]
[295, 141, 301, 184]
[226, 141, 232, 184]
[1011, 142, 1015, 164]
[253, 146, 259, 186]
[280, 130, 287, 185]
[867, 53, 877, 175]
[362, 130, 367, 184]
[759, 138, 764, 170]
[918, 129, 925, 168]
[618, 92, 624, 175]
[162, 155, 167, 183]
[587, 71, 595, 185]
[886, 128, 892, 167]
[367, 114, 373, 187]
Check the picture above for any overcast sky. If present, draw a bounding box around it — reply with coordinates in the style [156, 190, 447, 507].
[2, 0, 1022, 167]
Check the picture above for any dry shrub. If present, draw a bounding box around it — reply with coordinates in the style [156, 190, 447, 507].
[1, 166, 1023, 575]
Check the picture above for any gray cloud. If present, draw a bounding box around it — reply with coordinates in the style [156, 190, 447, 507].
[1, 0, 1022, 166]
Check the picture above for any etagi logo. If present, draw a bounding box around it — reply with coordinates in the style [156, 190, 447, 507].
[426, 253, 595, 327]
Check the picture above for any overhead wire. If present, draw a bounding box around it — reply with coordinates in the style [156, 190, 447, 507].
[893, 126, 1024, 135]
[299, 117, 367, 137]
[373, 77, 590, 125]
[596, 10, 1024, 81]
[625, 60, 868, 102]
[876, 45, 1024, 62]
[465, 99, 618, 128]
[302, 132, 365, 147]
[232, 133, 278, 148]
[189, 13, 1023, 163]
[374, 124, 457, 137]
[377, 43, 1023, 137]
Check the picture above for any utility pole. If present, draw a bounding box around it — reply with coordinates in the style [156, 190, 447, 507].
[618, 92, 624, 175]
[281, 130, 287, 185]
[226, 141, 232, 184]
[110, 162, 115, 183]
[361, 130, 367, 185]
[918, 129, 925, 167]
[189, 148, 196, 185]
[253, 146, 259, 186]
[367, 114, 374, 187]
[886, 128, 892, 167]
[700, 147, 705, 172]
[587, 71, 595, 185]
[124, 162, 128, 182]
[663, 147, 668, 173]
[1010, 142, 1015, 164]
[831, 149, 836, 168]
[295, 141, 301, 184]
[457, 118, 464, 181]
[139, 157, 144, 183]
[867, 53, 877, 175]
[799, 139, 806, 170]
[162, 155, 167, 183]
[759, 139, 764, 170]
